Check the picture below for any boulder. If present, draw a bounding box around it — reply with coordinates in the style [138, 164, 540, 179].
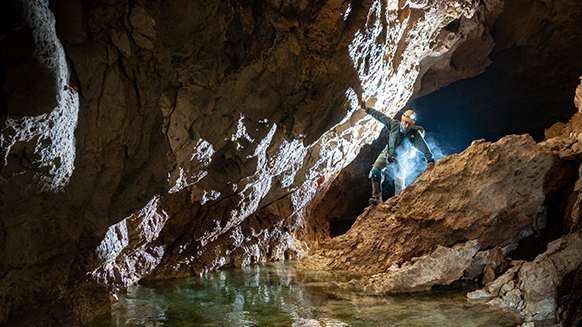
[464, 245, 508, 280]
[469, 231, 582, 323]
[557, 264, 582, 327]
[519, 232, 582, 321]
[361, 239, 480, 293]
[297, 134, 573, 276]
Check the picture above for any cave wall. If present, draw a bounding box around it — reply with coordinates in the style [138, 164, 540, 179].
[0, 0, 479, 325]
[0, 0, 172, 324]
[2, 0, 579, 326]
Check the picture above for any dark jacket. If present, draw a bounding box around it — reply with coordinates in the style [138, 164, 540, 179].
[366, 107, 435, 163]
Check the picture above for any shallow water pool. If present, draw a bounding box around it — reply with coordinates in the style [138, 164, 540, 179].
[87, 261, 524, 326]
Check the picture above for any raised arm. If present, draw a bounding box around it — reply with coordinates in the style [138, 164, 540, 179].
[360, 100, 399, 129]
[412, 131, 435, 170]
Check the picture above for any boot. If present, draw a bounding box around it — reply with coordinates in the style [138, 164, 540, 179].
[369, 197, 382, 205]
[369, 178, 382, 205]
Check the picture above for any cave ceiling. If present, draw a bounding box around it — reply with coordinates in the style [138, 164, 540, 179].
[412, 0, 582, 153]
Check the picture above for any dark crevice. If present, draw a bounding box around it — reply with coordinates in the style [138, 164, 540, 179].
[0, 0, 17, 116]
[443, 18, 460, 33]
[507, 180, 570, 261]
[329, 218, 356, 238]
[257, 192, 290, 212]
[557, 265, 582, 327]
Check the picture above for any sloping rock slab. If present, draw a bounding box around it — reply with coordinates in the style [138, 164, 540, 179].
[362, 239, 480, 293]
[296, 134, 572, 278]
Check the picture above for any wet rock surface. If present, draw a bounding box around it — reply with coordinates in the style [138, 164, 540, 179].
[468, 232, 582, 323]
[361, 239, 481, 293]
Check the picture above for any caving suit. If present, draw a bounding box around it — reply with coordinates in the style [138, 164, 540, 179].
[365, 107, 435, 198]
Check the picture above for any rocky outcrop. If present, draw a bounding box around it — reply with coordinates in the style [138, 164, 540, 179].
[296, 77, 582, 324]
[362, 239, 480, 293]
[468, 232, 582, 323]
[303, 0, 582, 247]
[464, 245, 511, 281]
[296, 134, 575, 274]
[554, 78, 582, 235]
[558, 263, 582, 327]
[462, 76, 582, 325]
[412, 0, 503, 99]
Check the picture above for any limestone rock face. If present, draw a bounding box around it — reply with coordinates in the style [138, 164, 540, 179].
[79, 0, 480, 293]
[464, 245, 508, 280]
[306, 0, 582, 241]
[296, 134, 574, 274]
[463, 75, 582, 325]
[557, 263, 582, 327]
[362, 239, 480, 293]
[415, 0, 582, 154]
[307, 128, 389, 239]
[412, 0, 503, 99]
[468, 232, 582, 322]
[0, 0, 484, 325]
[576, 76, 582, 112]
[549, 77, 582, 234]
[519, 232, 582, 321]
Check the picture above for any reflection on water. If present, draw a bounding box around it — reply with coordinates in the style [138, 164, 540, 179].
[88, 261, 523, 327]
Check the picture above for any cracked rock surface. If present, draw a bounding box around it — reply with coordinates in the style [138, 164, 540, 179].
[296, 133, 574, 274]
[1, 0, 478, 324]
[1, 0, 582, 326]
[465, 77, 582, 324]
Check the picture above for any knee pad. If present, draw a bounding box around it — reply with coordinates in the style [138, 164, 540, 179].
[369, 167, 382, 180]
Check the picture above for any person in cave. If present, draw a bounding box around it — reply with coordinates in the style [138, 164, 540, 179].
[360, 99, 435, 205]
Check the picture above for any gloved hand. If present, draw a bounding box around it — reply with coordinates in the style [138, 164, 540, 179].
[360, 99, 367, 110]
[426, 162, 435, 171]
